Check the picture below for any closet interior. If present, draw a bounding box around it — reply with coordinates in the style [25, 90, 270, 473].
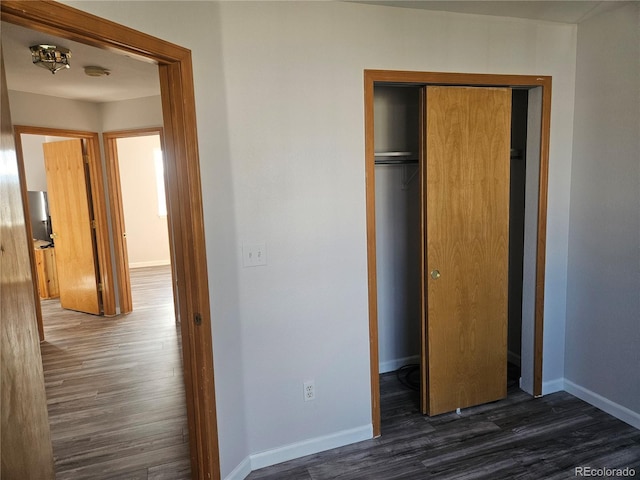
[374, 84, 529, 405]
[374, 86, 421, 378]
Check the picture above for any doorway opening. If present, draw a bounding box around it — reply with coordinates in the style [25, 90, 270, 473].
[21, 133, 102, 318]
[365, 70, 551, 436]
[103, 128, 178, 319]
[15, 127, 115, 333]
[2, 2, 220, 478]
[16, 126, 188, 475]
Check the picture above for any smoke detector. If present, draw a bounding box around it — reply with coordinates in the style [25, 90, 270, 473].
[84, 66, 110, 77]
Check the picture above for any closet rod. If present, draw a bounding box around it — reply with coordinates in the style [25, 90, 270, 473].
[375, 151, 418, 165]
[374, 159, 418, 165]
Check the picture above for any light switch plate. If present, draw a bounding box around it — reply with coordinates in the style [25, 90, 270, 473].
[242, 243, 267, 267]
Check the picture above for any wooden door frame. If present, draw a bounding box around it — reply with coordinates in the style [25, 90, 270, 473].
[2, 2, 221, 479]
[103, 127, 168, 316]
[365, 70, 551, 436]
[15, 127, 117, 323]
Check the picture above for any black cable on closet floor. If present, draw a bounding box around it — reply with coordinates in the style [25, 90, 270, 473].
[396, 363, 420, 391]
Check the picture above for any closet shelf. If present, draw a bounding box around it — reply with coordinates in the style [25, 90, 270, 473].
[375, 158, 418, 165]
[375, 151, 413, 157]
[375, 151, 418, 165]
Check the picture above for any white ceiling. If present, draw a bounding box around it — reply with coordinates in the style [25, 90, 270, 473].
[352, 1, 622, 24]
[1, 1, 624, 104]
[1, 21, 160, 103]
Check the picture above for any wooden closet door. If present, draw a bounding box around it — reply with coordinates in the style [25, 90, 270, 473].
[44, 139, 101, 315]
[424, 86, 511, 416]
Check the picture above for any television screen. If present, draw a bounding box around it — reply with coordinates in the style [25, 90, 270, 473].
[28, 190, 53, 245]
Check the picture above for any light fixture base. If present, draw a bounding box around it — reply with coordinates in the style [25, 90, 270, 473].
[30, 44, 71, 74]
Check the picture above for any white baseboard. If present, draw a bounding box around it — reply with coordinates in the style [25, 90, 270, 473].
[379, 355, 420, 374]
[564, 379, 640, 430]
[128, 260, 171, 269]
[224, 456, 252, 480]
[250, 424, 372, 471]
[542, 377, 565, 395]
[507, 350, 521, 367]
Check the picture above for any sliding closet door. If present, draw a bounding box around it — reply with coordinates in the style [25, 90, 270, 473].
[423, 86, 511, 416]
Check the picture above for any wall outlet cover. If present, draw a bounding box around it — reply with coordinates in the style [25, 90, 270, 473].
[303, 380, 315, 401]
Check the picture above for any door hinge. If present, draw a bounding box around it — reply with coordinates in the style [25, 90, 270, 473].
[83, 154, 90, 164]
[91, 220, 97, 229]
[98, 283, 103, 292]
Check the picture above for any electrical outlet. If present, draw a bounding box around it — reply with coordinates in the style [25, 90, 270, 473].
[303, 380, 315, 401]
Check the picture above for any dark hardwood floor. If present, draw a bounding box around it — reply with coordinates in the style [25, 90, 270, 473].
[248, 370, 640, 479]
[40, 265, 191, 480]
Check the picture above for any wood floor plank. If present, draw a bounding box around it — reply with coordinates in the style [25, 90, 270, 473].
[54, 443, 191, 480]
[147, 459, 193, 480]
[40, 265, 191, 479]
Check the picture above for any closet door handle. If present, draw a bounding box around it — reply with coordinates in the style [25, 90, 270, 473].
[430, 269, 441, 280]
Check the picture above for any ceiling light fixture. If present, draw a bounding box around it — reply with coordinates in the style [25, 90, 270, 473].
[30, 44, 71, 74]
[84, 66, 111, 77]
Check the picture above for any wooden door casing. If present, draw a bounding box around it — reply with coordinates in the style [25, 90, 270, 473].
[425, 86, 511, 415]
[1, 3, 221, 477]
[15, 127, 117, 319]
[44, 139, 101, 315]
[103, 132, 134, 315]
[103, 127, 168, 317]
[364, 70, 551, 436]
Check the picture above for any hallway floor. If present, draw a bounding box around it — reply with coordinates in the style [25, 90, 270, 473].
[40, 265, 191, 480]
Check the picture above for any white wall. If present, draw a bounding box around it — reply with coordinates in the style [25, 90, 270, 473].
[61, 1, 579, 477]
[219, 0, 577, 458]
[21, 134, 49, 192]
[21, 135, 79, 192]
[8, 90, 102, 132]
[7, 93, 162, 137]
[100, 96, 163, 132]
[565, 3, 640, 423]
[116, 135, 170, 268]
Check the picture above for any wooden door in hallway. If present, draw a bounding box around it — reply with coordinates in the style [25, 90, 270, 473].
[424, 86, 511, 415]
[44, 139, 101, 315]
